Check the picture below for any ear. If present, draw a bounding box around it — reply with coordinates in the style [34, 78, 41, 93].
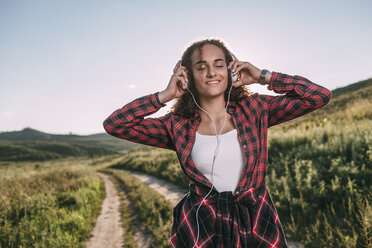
[231, 70, 238, 83]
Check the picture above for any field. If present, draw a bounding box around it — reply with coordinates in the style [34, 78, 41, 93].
[0, 78, 371, 247]
[0, 158, 105, 248]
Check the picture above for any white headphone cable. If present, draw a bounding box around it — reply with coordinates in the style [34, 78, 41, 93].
[185, 76, 234, 248]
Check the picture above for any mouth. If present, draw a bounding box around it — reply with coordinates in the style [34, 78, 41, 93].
[206, 80, 220, 86]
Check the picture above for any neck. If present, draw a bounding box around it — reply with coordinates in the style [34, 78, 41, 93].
[198, 95, 228, 122]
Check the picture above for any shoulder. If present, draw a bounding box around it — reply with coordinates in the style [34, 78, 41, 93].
[158, 111, 191, 127]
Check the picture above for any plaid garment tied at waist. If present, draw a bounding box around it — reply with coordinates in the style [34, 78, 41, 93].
[170, 184, 287, 248]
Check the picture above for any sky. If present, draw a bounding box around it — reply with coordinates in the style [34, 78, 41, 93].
[0, 0, 371, 135]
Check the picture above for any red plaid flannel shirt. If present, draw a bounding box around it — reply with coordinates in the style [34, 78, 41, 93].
[103, 72, 332, 247]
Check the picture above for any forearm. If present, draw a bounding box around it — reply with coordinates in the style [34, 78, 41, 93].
[267, 72, 332, 101]
[263, 72, 332, 127]
[103, 93, 164, 133]
[102, 92, 175, 150]
[158, 90, 174, 104]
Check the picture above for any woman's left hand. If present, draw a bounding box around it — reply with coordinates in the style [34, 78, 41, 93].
[228, 56, 262, 87]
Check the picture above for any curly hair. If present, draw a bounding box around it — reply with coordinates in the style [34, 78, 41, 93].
[170, 39, 251, 119]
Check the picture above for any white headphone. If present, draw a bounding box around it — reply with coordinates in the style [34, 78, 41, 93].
[180, 54, 237, 247]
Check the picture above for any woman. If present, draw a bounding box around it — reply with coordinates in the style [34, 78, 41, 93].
[103, 39, 332, 248]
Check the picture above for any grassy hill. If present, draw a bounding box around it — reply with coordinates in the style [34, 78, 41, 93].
[0, 128, 140, 162]
[270, 77, 372, 132]
[0, 128, 139, 151]
[264, 79, 371, 247]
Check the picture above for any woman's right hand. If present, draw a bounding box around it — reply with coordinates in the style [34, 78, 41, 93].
[159, 61, 188, 103]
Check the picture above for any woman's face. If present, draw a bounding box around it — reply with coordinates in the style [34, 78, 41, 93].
[190, 44, 229, 100]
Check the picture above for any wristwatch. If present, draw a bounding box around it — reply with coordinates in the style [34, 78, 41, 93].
[259, 69, 269, 85]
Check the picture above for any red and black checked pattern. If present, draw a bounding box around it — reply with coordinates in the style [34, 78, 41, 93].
[103, 72, 332, 247]
[170, 183, 286, 247]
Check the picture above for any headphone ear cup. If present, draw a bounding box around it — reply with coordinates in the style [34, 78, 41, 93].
[229, 52, 238, 83]
[183, 79, 188, 89]
[231, 69, 238, 83]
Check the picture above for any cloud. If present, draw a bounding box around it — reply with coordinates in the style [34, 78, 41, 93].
[2, 111, 15, 117]
[128, 84, 136, 89]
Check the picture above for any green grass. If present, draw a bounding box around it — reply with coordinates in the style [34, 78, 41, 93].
[0, 161, 105, 248]
[266, 119, 371, 247]
[111, 146, 189, 189]
[115, 187, 138, 248]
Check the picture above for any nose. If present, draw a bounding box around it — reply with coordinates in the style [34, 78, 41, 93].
[207, 67, 216, 77]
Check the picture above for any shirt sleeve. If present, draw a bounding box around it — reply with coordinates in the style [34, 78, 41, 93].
[258, 72, 332, 128]
[102, 92, 176, 150]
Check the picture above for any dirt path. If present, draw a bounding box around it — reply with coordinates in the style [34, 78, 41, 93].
[125, 169, 304, 248]
[85, 173, 123, 248]
[126, 170, 188, 207]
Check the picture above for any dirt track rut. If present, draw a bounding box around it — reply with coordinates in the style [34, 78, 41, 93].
[85, 173, 123, 248]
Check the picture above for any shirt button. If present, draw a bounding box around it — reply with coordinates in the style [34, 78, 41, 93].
[243, 144, 247, 148]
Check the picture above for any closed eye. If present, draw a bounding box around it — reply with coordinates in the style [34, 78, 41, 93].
[197, 65, 224, 70]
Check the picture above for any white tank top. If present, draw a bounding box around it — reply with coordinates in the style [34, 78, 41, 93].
[190, 129, 245, 192]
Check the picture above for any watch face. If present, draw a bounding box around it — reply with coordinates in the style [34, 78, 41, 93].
[259, 69, 267, 84]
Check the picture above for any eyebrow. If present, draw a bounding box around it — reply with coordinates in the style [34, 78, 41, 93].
[194, 58, 225, 66]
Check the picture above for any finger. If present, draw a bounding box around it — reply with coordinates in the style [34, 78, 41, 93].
[175, 67, 188, 78]
[229, 60, 238, 71]
[173, 61, 181, 74]
[180, 70, 188, 81]
[179, 65, 187, 73]
[179, 67, 189, 79]
[175, 76, 187, 90]
[234, 63, 245, 74]
[234, 62, 251, 74]
[232, 79, 243, 88]
[228, 61, 234, 69]
[232, 61, 242, 73]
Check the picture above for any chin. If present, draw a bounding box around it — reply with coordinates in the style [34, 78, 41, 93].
[201, 90, 226, 99]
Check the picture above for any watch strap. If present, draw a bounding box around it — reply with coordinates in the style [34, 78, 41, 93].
[259, 69, 269, 85]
